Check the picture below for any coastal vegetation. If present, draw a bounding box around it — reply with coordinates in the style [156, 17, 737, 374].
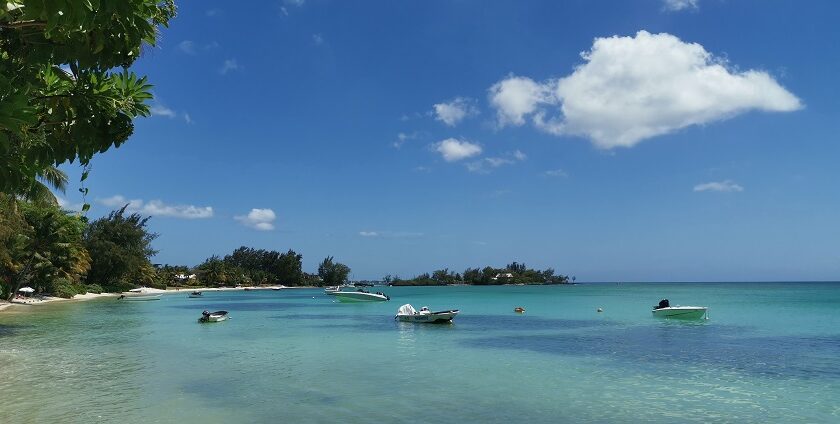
[388, 262, 570, 286]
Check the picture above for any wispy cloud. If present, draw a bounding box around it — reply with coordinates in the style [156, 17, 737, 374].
[693, 180, 744, 193]
[235, 208, 276, 231]
[434, 138, 482, 162]
[177, 40, 196, 55]
[312, 33, 324, 46]
[97, 195, 213, 219]
[56, 196, 84, 212]
[393, 132, 419, 148]
[358, 231, 424, 238]
[150, 102, 177, 118]
[220, 59, 240, 75]
[663, 0, 698, 11]
[206, 8, 221, 17]
[543, 169, 568, 177]
[432, 97, 478, 127]
[183, 113, 193, 124]
[466, 150, 527, 173]
[489, 31, 801, 149]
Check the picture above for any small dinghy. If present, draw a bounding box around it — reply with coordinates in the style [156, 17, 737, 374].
[188, 291, 203, 298]
[652, 299, 707, 320]
[198, 310, 229, 323]
[395, 304, 459, 323]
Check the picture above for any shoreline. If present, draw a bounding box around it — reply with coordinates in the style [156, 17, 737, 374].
[0, 285, 321, 313]
[0, 292, 118, 312]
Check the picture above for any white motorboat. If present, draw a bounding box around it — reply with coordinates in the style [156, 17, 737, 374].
[198, 310, 229, 323]
[120, 287, 165, 301]
[270, 286, 285, 291]
[327, 289, 389, 302]
[395, 304, 459, 323]
[652, 299, 707, 320]
[188, 291, 203, 298]
[119, 294, 162, 301]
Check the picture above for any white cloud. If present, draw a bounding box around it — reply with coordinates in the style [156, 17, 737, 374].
[663, 0, 698, 11]
[178, 40, 196, 55]
[489, 76, 550, 126]
[235, 208, 276, 231]
[56, 196, 84, 212]
[466, 150, 527, 173]
[359, 231, 423, 238]
[206, 8, 221, 17]
[312, 34, 324, 46]
[220, 59, 239, 75]
[150, 103, 176, 118]
[97, 195, 213, 219]
[543, 169, 568, 177]
[434, 138, 482, 162]
[432, 97, 477, 126]
[184, 113, 193, 124]
[489, 31, 802, 149]
[393, 132, 419, 148]
[693, 180, 744, 193]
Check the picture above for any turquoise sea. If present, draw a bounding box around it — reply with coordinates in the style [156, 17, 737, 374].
[1, 283, 839, 423]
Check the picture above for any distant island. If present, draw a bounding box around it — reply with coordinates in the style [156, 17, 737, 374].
[384, 262, 571, 286]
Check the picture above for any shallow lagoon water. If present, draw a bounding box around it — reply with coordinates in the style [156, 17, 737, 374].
[1, 283, 839, 423]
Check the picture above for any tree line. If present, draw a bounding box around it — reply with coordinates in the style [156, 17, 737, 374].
[0, 198, 353, 299]
[386, 262, 570, 286]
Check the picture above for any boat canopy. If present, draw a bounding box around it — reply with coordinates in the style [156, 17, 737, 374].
[397, 304, 416, 315]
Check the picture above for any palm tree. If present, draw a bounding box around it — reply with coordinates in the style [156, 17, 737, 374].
[23, 166, 69, 205]
[4, 201, 88, 300]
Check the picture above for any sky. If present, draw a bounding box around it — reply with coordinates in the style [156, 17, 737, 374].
[56, 0, 840, 281]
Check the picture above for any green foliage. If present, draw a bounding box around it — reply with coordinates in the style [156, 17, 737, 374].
[0, 0, 176, 196]
[85, 283, 103, 294]
[83, 205, 158, 292]
[219, 246, 305, 286]
[52, 277, 81, 298]
[391, 262, 569, 286]
[318, 256, 351, 286]
[0, 197, 90, 299]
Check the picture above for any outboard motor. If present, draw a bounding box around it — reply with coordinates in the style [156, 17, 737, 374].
[656, 299, 670, 309]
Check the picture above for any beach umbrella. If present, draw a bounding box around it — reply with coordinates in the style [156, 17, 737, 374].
[19, 287, 35, 293]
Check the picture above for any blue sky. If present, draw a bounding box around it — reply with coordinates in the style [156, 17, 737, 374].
[57, 0, 840, 281]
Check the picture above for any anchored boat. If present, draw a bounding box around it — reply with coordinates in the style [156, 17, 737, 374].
[199, 310, 229, 323]
[652, 299, 708, 320]
[327, 289, 389, 302]
[395, 304, 459, 323]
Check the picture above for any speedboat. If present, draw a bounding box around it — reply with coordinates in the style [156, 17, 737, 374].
[119, 287, 164, 301]
[395, 304, 459, 323]
[198, 310, 229, 323]
[327, 289, 389, 302]
[188, 291, 203, 298]
[270, 286, 285, 291]
[118, 294, 162, 301]
[652, 299, 707, 320]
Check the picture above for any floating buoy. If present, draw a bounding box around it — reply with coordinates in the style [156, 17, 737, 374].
[514, 307, 525, 313]
[597, 308, 603, 313]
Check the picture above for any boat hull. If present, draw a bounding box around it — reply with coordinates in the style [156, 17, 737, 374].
[120, 294, 162, 301]
[328, 291, 389, 302]
[397, 310, 459, 323]
[652, 306, 707, 320]
[199, 311, 229, 323]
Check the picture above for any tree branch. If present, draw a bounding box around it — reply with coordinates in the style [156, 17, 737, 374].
[0, 20, 47, 29]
